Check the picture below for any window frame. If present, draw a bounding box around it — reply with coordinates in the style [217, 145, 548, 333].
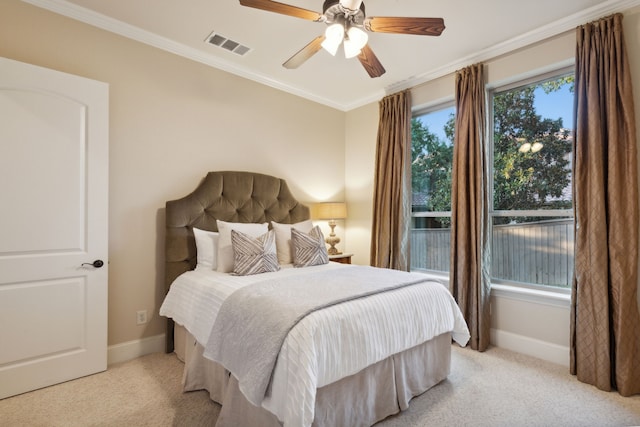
[487, 66, 575, 294]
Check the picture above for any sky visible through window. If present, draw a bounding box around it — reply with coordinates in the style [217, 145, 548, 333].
[533, 84, 573, 129]
[416, 107, 454, 142]
[417, 83, 573, 142]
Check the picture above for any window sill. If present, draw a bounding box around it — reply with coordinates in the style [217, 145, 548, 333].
[410, 269, 571, 308]
[491, 283, 571, 308]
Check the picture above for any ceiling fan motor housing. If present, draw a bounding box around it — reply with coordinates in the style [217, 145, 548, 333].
[323, 0, 366, 26]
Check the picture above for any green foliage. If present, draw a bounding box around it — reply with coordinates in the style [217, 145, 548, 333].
[539, 76, 574, 94]
[492, 78, 573, 223]
[411, 76, 573, 226]
[411, 115, 454, 212]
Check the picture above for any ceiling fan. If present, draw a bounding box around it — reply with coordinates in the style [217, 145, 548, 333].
[239, 0, 445, 78]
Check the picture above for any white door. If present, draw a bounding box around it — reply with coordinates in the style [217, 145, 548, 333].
[0, 57, 108, 399]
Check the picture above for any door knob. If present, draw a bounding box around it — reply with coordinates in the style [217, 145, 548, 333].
[82, 260, 104, 268]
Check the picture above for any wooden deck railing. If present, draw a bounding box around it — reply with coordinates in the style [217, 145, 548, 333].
[410, 219, 574, 287]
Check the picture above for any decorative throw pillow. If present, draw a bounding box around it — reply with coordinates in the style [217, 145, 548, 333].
[216, 220, 269, 273]
[231, 229, 279, 276]
[193, 228, 219, 270]
[291, 226, 329, 267]
[271, 219, 314, 265]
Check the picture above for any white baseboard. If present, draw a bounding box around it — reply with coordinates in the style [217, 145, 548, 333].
[107, 334, 166, 366]
[490, 328, 570, 367]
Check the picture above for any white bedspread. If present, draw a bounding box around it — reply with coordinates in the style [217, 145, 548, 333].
[160, 263, 470, 427]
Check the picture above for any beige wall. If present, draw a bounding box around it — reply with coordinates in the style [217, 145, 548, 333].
[344, 102, 378, 265]
[0, 0, 345, 347]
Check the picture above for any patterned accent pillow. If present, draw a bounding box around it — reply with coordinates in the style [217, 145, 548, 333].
[216, 220, 269, 273]
[271, 220, 314, 264]
[231, 229, 280, 276]
[291, 226, 329, 267]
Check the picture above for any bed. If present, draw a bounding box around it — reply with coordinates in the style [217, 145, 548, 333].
[160, 171, 470, 427]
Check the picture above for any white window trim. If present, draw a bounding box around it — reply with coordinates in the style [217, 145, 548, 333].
[411, 271, 571, 309]
[491, 283, 571, 308]
[412, 211, 451, 218]
[492, 209, 573, 217]
[487, 67, 575, 291]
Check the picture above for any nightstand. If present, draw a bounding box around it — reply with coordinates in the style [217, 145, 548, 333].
[329, 253, 353, 264]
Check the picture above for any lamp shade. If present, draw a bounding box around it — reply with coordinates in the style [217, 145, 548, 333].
[316, 202, 347, 220]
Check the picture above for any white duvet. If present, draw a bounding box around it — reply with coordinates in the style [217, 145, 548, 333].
[160, 262, 470, 427]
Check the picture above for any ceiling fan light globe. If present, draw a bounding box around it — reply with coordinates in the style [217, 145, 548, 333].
[347, 26, 368, 50]
[322, 23, 344, 56]
[343, 39, 361, 58]
[321, 39, 341, 56]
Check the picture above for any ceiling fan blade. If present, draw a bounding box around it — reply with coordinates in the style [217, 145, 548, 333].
[364, 17, 445, 36]
[358, 44, 386, 78]
[283, 36, 326, 69]
[239, 0, 323, 21]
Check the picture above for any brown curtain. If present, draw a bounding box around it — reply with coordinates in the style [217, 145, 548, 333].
[370, 90, 412, 270]
[450, 64, 491, 351]
[571, 13, 640, 397]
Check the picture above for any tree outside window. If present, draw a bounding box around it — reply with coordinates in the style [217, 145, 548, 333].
[411, 71, 574, 289]
[411, 105, 455, 272]
[490, 73, 574, 289]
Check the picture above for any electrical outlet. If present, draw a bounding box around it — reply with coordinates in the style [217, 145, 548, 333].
[136, 310, 148, 325]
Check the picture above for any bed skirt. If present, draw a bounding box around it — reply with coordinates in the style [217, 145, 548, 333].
[175, 324, 452, 427]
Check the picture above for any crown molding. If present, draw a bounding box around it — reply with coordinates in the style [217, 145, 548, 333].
[20, 0, 347, 110]
[382, 0, 640, 98]
[22, 0, 640, 112]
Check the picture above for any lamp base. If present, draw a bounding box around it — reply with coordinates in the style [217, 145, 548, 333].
[327, 246, 342, 256]
[325, 221, 341, 255]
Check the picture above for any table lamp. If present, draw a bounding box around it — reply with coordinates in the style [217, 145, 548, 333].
[316, 202, 347, 255]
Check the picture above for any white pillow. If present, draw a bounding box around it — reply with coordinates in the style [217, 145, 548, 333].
[271, 220, 314, 264]
[193, 227, 219, 270]
[216, 220, 269, 273]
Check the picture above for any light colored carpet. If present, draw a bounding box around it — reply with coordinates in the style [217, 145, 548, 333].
[1, 345, 639, 427]
[0, 353, 219, 427]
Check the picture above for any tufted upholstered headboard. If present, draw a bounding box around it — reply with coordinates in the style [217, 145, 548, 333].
[164, 171, 310, 351]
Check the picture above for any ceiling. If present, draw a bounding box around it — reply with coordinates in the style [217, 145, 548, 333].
[25, 0, 640, 110]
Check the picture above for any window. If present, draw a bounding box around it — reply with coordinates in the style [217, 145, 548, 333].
[410, 104, 455, 273]
[489, 70, 574, 290]
[410, 69, 574, 289]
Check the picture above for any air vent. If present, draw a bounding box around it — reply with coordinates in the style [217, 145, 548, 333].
[205, 31, 251, 56]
